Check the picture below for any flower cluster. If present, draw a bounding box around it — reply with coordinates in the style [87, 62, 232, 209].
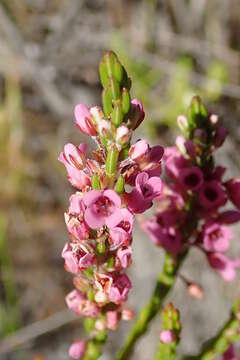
[59, 51, 163, 359]
[142, 96, 240, 282]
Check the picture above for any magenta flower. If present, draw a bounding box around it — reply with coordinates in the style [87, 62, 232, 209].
[116, 246, 132, 269]
[69, 340, 87, 359]
[159, 330, 176, 344]
[62, 242, 95, 274]
[163, 146, 189, 181]
[225, 178, 240, 209]
[199, 180, 227, 210]
[179, 166, 204, 191]
[223, 345, 239, 360]
[74, 103, 97, 136]
[127, 172, 162, 214]
[202, 221, 232, 253]
[129, 140, 164, 177]
[142, 219, 181, 256]
[130, 99, 145, 130]
[83, 190, 123, 229]
[59, 143, 91, 190]
[109, 274, 132, 304]
[208, 253, 240, 282]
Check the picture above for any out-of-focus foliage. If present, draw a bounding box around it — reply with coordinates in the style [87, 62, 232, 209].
[111, 33, 229, 136]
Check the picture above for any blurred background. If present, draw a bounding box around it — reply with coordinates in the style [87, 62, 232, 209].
[0, 1, 240, 359]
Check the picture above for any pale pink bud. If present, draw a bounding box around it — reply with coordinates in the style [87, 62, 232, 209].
[209, 114, 219, 125]
[159, 330, 175, 344]
[69, 340, 86, 359]
[90, 106, 104, 124]
[106, 311, 120, 330]
[177, 115, 188, 132]
[121, 309, 135, 321]
[188, 283, 204, 300]
[116, 125, 132, 146]
[74, 104, 97, 136]
[98, 119, 112, 139]
[129, 140, 149, 162]
[95, 319, 106, 331]
[176, 136, 187, 155]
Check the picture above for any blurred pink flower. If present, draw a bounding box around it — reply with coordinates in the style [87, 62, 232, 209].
[106, 310, 120, 330]
[208, 253, 240, 282]
[62, 242, 95, 274]
[199, 180, 227, 210]
[179, 166, 204, 191]
[109, 274, 131, 304]
[159, 330, 175, 344]
[202, 221, 232, 253]
[130, 99, 145, 130]
[69, 340, 86, 359]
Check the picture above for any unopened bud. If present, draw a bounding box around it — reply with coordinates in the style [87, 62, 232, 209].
[121, 309, 135, 321]
[116, 125, 132, 147]
[177, 115, 189, 133]
[98, 119, 112, 139]
[188, 283, 204, 300]
[159, 330, 176, 344]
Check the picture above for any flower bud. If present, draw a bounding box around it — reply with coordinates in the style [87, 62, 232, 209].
[177, 115, 188, 133]
[188, 283, 204, 300]
[98, 119, 112, 139]
[130, 99, 145, 130]
[116, 125, 132, 147]
[121, 309, 135, 321]
[74, 104, 97, 136]
[214, 125, 227, 148]
[159, 330, 175, 344]
[225, 178, 240, 209]
[69, 340, 86, 359]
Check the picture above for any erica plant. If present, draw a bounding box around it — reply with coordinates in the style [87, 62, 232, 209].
[59, 51, 163, 359]
[59, 51, 240, 360]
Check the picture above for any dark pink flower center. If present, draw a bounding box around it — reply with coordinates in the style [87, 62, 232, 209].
[95, 196, 114, 217]
[204, 187, 218, 202]
[184, 173, 200, 187]
[119, 221, 131, 232]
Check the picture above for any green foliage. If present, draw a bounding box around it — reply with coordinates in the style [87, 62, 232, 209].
[0, 214, 21, 336]
[110, 33, 229, 136]
[155, 303, 181, 360]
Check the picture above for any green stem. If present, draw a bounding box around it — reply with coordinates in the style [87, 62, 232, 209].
[182, 300, 240, 360]
[115, 251, 187, 360]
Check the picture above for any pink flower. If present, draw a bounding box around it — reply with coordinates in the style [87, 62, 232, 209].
[74, 104, 97, 136]
[116, 246, 132, 268]
[66, 289, 100, 317]
[83, 190, 123, 229]
[208, 253, 240, 282]
[129, 140, 164, 176]
[130, 99, 145, 130]
[62, 242, 95, 274]
[163, 146, 189, 181]
[127, 172, 162, 213]
[69, 340, 86, 359]
[199, 180, 227, 210]
[159, 330, 175, 344]
[66, 289, 85, 314]
[109, 209, 134, 249]
[179, 166, 203, 191]
[223, 345, 239, 360]
[225, 178, 240, 209]
[109, 274, 131, 304]
[202, 221, 232, 253]
[59, 143, 91, 190]
[65, 194, 89, 241]
[142, 219, 181, 256]
[106, 311, 120, 330]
